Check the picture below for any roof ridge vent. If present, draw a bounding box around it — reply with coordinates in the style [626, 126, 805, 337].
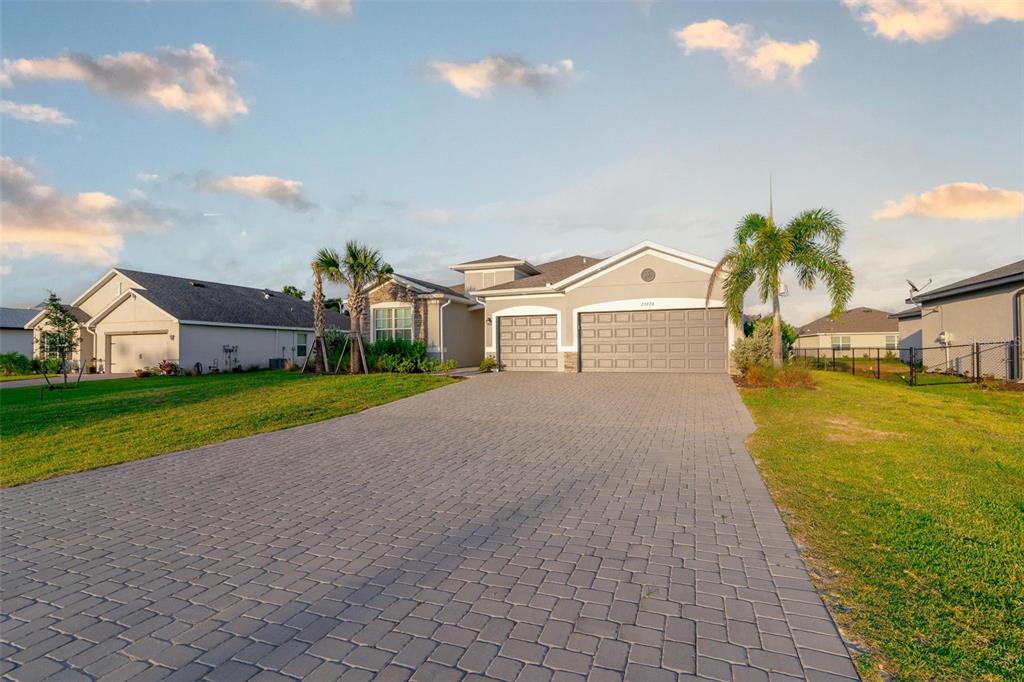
[190, 281, 205, 288]
[263, 290, 273, 299]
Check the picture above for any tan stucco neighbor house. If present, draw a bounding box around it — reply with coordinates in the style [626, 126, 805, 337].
[898, 259, 1024, 380]
[360, 241, 740, 372]
[794, 307, 899, 356]
[26, 269, 348, 374]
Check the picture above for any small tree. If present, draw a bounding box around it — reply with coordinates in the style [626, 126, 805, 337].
[281, 285, 306, 300]
[37, 291, 79, 383]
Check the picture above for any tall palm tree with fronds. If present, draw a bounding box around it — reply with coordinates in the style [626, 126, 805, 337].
[311, 248, 344, 373]
[331, 241, 393, 373]
[707, 208, 854, 368]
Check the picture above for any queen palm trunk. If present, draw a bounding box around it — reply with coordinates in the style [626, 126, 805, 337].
[348, 290, 363, 374]
[311, 268, 326, 373]
[771, 294, 783, 368]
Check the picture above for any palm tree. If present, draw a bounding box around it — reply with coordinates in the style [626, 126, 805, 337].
[310, 248, 344, 373]
[707, 208, 854, 368]
[332, 241, 393, 373]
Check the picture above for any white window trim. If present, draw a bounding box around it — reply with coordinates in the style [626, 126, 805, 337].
[370, 302, 414, 341]
[486, 305, 561, 354]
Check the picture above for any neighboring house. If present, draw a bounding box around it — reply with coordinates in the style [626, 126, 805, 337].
[25, 269, 348, 374]
[794, 307, 899, 356]
[0, 307, 37, 357]
[358, 241, 738, 373]
[890, 307, 923, 362]
[901, 259, 1024, 379]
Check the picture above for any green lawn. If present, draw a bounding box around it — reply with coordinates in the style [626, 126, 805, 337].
[0, 374, 37, 383]
[741, 371, 1024, 681]
[1, 371, 454, 487]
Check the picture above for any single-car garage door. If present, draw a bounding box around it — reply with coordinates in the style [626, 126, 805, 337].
[109, 333, 169, 373]
[498, 315, 558, 371]
[579, 309, 728, 373]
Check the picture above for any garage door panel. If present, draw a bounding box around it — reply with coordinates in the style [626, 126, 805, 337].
[499, 315, 559, 372]
[579, 308, 728, 373]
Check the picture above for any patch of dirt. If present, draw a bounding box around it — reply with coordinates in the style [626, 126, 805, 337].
[825, 417, 899, 443]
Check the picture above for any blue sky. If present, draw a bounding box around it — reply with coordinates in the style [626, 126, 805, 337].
[2, 0, 1022, 323]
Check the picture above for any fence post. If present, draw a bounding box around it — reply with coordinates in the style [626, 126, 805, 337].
[851, 350, 855, 375]
[832, 347, 835, 371]
[876, 348, 880, 380]
[974, 342, 981, 383]
[816, 348, 820, 370]
[909, 346, 916, 386]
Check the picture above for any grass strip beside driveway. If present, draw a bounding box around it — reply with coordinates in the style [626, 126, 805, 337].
[740, 371, 1024, 681]
[1, 371, 454, 487]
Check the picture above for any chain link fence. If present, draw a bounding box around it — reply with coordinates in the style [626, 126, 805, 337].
[791, 341, 1020, 386]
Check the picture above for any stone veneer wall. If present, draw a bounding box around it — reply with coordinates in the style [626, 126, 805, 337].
[562, 352, 578, 373]
[359, 283, 428, 345]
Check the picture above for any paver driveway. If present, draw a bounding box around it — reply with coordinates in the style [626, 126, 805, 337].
[1, 374, 858, 681]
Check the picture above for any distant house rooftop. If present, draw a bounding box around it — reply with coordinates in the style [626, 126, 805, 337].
[0, 307, 39, 330]
[798, 307, 897, 335]
[115, 269, 349, 330]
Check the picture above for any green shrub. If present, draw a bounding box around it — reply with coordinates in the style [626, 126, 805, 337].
[365, 339, 428, 369]
[731, 323, 774, 370]
[366, 339, 457, 374]
[0, 352, 31, 376]
[479, 356, 498, 373]
[33, 356, 63, 374]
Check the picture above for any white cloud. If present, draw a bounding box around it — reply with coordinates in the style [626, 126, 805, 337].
[0, 100, 75, 126]
[201, 175, 315, 211]
[0, 157, 169, 265]
[874, 182, 1024, 221]
[137, 172, 160, 183]
[843, 0, 1024, 42]
[1, 44, 247, 126]
[410, 208, 455, 227]
[673, 19, 819, 82]
[279, 0, 353, 17]
[426, 56, 575, 98]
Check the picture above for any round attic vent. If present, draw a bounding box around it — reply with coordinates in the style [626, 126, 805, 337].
[641, 268, 656, 282]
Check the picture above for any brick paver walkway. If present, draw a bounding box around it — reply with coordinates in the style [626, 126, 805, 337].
[1, 374, 858, 681]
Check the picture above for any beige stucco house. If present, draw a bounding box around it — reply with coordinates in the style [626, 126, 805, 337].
[898, 259, 1023, 380]
[26, 268, 348, 374]
[794, 307, 899, 357]
[361, 241, 739, 372]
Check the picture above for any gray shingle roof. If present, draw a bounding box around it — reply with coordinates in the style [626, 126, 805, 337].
[477, 256, 603, 292]
[798, 307, 898, 335]
[117, 269, 349, 330]
[452, 255, 523, 266]
[394, 274, 468, 299]
[0, 307, 38, 329]
[915, 259, 1024, 302]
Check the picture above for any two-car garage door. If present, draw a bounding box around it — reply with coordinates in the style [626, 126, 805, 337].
[498, 309, 728, 373]
[580, 309, 727, 372]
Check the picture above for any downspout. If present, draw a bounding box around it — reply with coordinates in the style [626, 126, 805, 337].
[1012, 287, 1024, 381]
[439, 299, 452, 362]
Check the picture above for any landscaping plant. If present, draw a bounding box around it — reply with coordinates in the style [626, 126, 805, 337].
[35, 291, 80, 383]
[0, 352, 31, 376]
[707, 208, 853, 367]
[312, 242, 393, 374]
